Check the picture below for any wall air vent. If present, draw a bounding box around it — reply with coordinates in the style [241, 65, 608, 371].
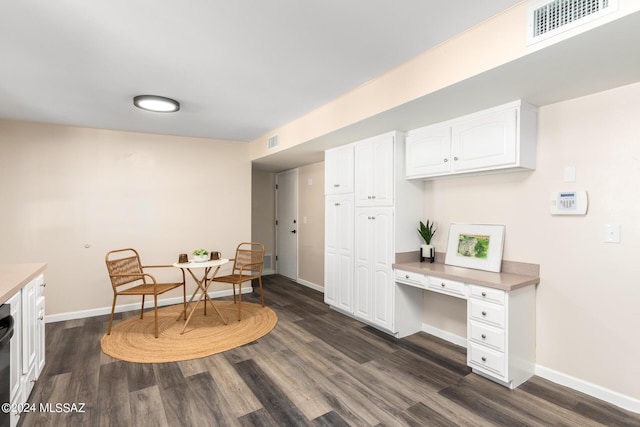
[527, 0, 617, 45]
[267, 135, 279, 149]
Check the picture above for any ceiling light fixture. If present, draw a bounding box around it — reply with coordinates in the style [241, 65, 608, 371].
[133, 95, 180, 113]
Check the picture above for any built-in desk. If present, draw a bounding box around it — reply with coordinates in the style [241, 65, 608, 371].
[392, 258, 539, 389]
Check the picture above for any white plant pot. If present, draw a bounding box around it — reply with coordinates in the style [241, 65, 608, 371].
[192, 254, 209, 262]
[421, 244, 434, 259]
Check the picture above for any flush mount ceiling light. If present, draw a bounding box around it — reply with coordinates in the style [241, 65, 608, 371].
[133, 95, 180, 113]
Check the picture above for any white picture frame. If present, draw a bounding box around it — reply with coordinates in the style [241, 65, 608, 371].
[444, 224, 505, 272]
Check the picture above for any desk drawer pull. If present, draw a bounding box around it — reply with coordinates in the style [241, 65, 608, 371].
[481, 356, 487, 362]
[482, 311, 487, 316]
[481, 334, 487, 339]
[441, 283, 445, 288]
[481, 292, 487, 297]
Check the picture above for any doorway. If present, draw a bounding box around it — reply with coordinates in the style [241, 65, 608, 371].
[275, 169, 298, 280]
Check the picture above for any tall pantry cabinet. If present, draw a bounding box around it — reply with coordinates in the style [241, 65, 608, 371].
[324, 131, 423, 335]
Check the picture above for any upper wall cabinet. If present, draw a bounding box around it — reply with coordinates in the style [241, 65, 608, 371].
[325, 144, 354, 195]
[406, 100, 538, 179]
[354, 133, 394, 207]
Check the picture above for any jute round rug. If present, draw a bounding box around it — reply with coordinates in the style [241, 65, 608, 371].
[100, 301, 278, 363]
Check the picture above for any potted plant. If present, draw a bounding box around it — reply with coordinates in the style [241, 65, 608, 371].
[192, 248, 209, 262]
[417, 220, 437, 263]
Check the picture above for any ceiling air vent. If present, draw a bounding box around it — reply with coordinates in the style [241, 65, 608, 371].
[527, 0, 617, 45]
[267, 135, 279, 150]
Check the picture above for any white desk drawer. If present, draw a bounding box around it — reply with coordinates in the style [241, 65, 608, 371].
[469, 284, 505, 305]
[469, 321, 505, 352]
[395, 270, 425, 288]
[427, 277, 466, 298]
[469, 300, 505, 328]
[468, 342, 506, 377]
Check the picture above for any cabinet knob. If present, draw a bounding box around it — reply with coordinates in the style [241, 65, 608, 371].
[481, 334, 487, 339]
[481, 311, 487, 316]
[440, 283, 445, 288]
[481, 292, 486, 297]
[334, 203, 340, 206]
[333, 184, 340, 187]
[39, 315, 44, 321]
[443, 158, 448, 163]
[454, 156, 459, 161]
[371, 195, 376, 199]
[405, 275, 410, 279]
[41, 282, 47, 287]
[481, 356, 487, 362]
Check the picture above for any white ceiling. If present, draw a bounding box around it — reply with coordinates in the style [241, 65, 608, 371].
[0, 0, 521, 142]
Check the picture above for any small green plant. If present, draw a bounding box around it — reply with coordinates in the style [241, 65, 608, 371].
[417, 220, 437, 244]
[192, 248, 209, 256]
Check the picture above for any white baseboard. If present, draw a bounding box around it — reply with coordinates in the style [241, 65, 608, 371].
[421, 323, 467, 348]
[45, 287, 253, 323]
[535, 365, 640, 414]
[263, 269, 275, 275]
[296, 278, 324, 292]
[419, 324, 640, 414]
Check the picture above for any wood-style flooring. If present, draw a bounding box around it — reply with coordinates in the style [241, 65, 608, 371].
[20, 275, 640, 426]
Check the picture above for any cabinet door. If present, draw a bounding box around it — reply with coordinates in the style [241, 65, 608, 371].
[370, 208, 394, 331]
[325, 144, 354, 194]
[452, 107, 517, 172]
[324, 195, 354, 312]
[355, 134, 394, 206]
[35, 296, 45, 378]
[406, 124, 452, 177]
[353, 209, 373, 321]
[21, 279, 36, 376]
[7, 292, 21, 405]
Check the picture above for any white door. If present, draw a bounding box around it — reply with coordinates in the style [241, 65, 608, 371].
[276, 169, 298, 280]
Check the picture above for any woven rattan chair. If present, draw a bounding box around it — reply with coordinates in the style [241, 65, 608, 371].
[105, 248, 186, 338]
[209, 242, 265, 321]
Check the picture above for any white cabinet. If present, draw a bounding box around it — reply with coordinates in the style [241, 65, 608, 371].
[406, 100, 537, 179]
[325, 144, 354, 195]
[467, 283, 536, 389]
[324, 194, 354, 313]
[394, 270, 536, 389]
[354, 207, 394, 331]
[7, 273, 45, 425]
[324, 131, 424, 335]
[354, 133, 394, 206]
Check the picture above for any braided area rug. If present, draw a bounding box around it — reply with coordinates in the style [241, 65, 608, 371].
[100, 301, 277, 363]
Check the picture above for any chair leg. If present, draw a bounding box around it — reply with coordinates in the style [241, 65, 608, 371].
[237, 282, 242, 321]
[154, 294, 159, 338]
[107, 295, 117, 335]
[182, 284, 187, 320]
[232, 283, 237, 303]
[140, 295, 146, 319]
[258, 276, 265, 307]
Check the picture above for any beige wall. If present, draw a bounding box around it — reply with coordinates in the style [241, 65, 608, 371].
[251, 168, 275, 270]
[422, 82, 640, 401]
[0, 119, 251, 316]
[297, 162, 325, 287]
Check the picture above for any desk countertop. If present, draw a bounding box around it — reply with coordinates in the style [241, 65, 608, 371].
[393, 261, 539, 292]
[0, 263, 47, 304]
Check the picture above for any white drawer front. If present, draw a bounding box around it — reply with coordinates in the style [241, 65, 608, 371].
[469, 321, 505, 352]
[469, 300, 505, 328]
[469, 284, 505, 305]
[468, 342, 506, 377]
[427, 277, 466, 298]
[395, 270, 425, 288]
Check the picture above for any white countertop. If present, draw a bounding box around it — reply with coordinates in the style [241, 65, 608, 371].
[0, 263, 47, 304]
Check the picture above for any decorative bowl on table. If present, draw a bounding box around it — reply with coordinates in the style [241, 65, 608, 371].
[192, 249, 209, 262]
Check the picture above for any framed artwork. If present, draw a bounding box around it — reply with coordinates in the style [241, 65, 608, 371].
[444, 224, 505, 272]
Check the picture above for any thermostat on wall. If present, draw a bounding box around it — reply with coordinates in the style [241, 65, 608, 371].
[550, 190, 588, 215]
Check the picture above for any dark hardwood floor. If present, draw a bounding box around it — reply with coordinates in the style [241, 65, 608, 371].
[20, 275, 640, 426]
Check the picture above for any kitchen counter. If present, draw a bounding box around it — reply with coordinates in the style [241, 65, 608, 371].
[392, 260, 539, 291]
[0, 263, 47, 304]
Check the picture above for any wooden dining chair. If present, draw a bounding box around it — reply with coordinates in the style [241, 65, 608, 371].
[105, 248, 186, 338]
[209, 242, 265, 321]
